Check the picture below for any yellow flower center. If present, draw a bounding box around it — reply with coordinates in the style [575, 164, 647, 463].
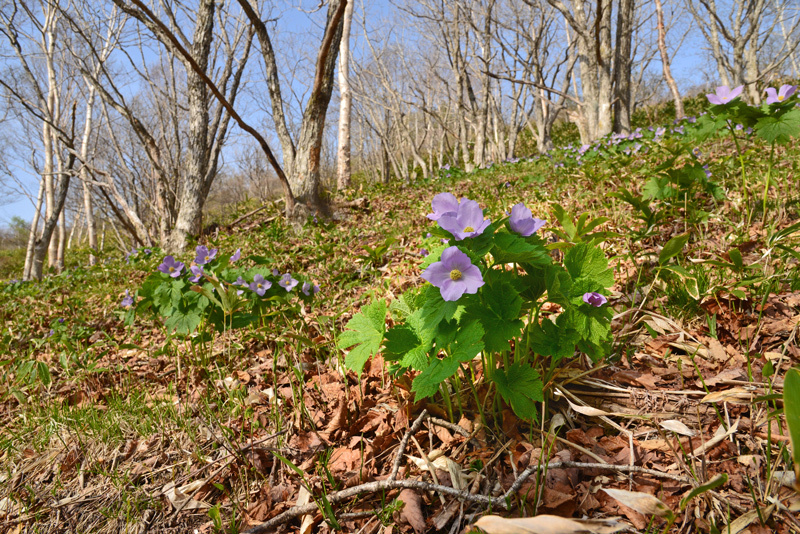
[463, 226, 475, 233]
[449, 269, 462, 281]
[778, 95, 785, 101]
[204, 255, 210, 261]
[169, 266, 175, 272]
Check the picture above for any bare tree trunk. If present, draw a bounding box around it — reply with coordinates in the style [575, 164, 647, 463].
[336, 0, 354, 190]
[166, 0, 214, 253]
[23, 179, 45, 280]
[613, 0, 635, 134]
[655, 0, 684, 118]
[32, 132, 76, 281]
[80, 88, 98, 264]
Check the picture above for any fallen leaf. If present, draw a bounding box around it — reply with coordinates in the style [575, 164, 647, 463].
[721, 505, 774, 534]
[659, 420, 696, 437]
[397, 489, 425, 534]
[296, 486, 315, 534]
[472, 514, 626, 534]
[162, 480, 211, 511]
[602, 488, 673, 518]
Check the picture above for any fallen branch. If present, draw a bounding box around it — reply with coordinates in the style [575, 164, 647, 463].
[242, 409, 691, 533]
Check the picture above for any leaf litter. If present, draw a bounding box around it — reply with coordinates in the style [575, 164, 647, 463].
[1, 140, 800, 534]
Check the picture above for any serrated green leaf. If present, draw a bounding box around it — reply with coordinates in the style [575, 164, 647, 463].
[338, 300, 386, 375]
[659, 233, 690, 265]
[528, 317, 580, 361]
[411, 322, 484, 400]
[493, 363, 543, 420]
[468, 276, 524, 352]
[165, 308, 202, 335]
[755, 109, 800, 144]
[492, 232, 551, 265]
[385, 309, 434, 370]
[564, 243, 614, 288]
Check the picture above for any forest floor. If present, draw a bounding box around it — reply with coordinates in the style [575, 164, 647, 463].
[1, 115, 800, 534]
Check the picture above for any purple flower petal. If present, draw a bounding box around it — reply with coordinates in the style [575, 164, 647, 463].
[438, 199, 491, 240]
[421, 246, 484, 301]
[278, 273, 299, 292]
[249, 274, 271, 296]
[582, 292, 608, 307]
[195, 245, 218, 265]
[230, 248, 241, 262]
[427, 192, 460, 221]
[509, 203, 546, 237]
[158, 256, 184, 278]
[189, 265, 204, 283]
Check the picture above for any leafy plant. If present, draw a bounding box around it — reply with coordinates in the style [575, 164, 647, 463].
[339, 194, 614, 421]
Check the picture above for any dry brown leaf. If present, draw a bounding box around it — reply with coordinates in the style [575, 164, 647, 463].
[162, 480, 211, 511]
[296, 486, 315, 534]
[701, 387, 755, 404]
[659, 420, 696, 436]
[721, 505, 774, 534]
[602, 488, 673, 518]
[472, 514, 626, 534]
[397, 489, 426, 534]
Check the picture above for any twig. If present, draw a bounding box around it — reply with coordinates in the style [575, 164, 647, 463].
[390, 409, 428, 480]
[242, 459, 691, 533]
[429, 417, 472, 438]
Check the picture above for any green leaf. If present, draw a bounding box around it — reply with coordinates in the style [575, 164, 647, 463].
[785, 368, 800, 482]
[412, 321, 484, 400]
[659, 233, 690, 265]
[755, 109, 800, 144]
[564, 243, 614, 288]
[165, 308, 202, 335]
[493, 363, 543, 420]
[469, 275, 524, 352]
[660, 265, 700, 300]
[528, 317, 580, 361]
[384, 309, 434, 370]
[338, 300, 386, 375]
[491, 232, 551, 265]
[679, 474, 728, 511]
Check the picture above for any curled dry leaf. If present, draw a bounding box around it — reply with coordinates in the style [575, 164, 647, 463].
[659, 419, 696, 437]
[161, 480, 210, 511]
[471, 514, 627, 534]
[602, 488, 673, 518]
[397, 489, 426, 534]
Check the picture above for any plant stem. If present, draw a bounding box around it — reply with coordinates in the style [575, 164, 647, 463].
[762, 140, 776, 225]
[727, 124, 750, 223]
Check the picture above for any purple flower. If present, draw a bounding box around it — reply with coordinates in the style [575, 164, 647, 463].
[194, 245, 217, 265]
[765, 84, 797, 104]
[272, 269, 280, 277]
[189, 265, 204, 283]
[420, 248, 429, 257]
[509, 203, 546, 237]
[582, 292, 607, 307]
[301, 282, 320, 296]
[278, 273, 299, 292]
[703, 164, 712, 178]
[158, 256, 185, 277]
[233, 276, 246, 286]
[230, 248, 241, 262]
[438, 199, 491, 240]
[121, 290, 134, 308]
[421, 246, 485, 301]
[655, 127, 666, 137]
[249, 274, 271, 296]
[706, 85, 743, 105]
[427, 192, 460, 221]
